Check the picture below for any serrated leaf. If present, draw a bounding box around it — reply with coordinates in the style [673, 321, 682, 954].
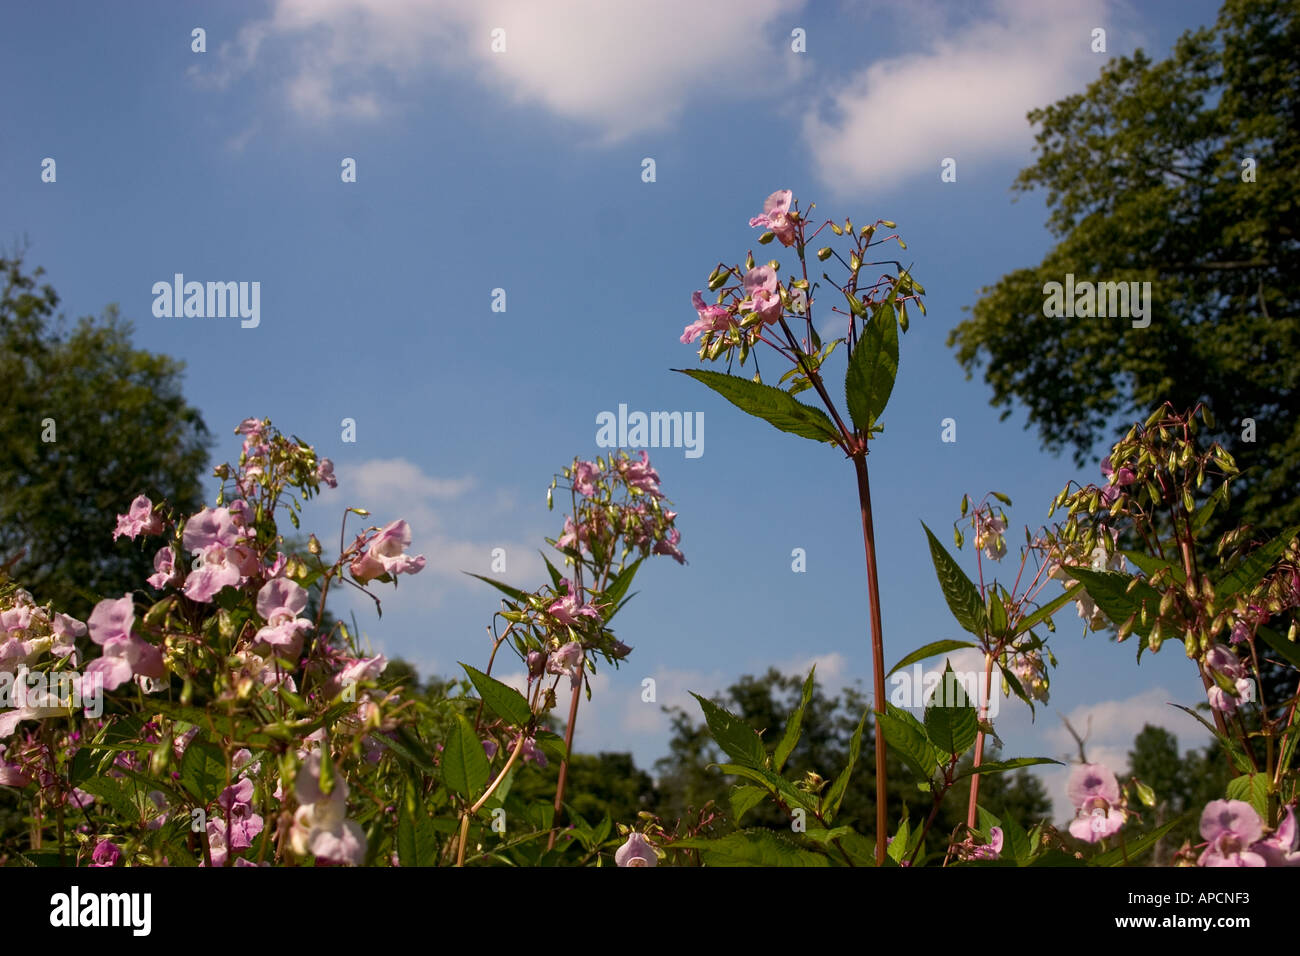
[1217, 525, 1300, 596]
[877, 705, 939, 781]
[464, 572, 530, 604]
[774, 666, 815, 772]
[729, 785, 767, 825]
[955, 756, 1061, 781]
[442, 714, 491, 800]
[692, 693, 767, 769]
[824, 709, 868, 821]
[1226, 773, 1269, 820]
[461, 663, 533, 728]
[179, 738, 226, 803]
[922, 521, 987, 636]
[887, 640, 977, 677]
[675, 369, 841, 444]
[845, 298, 899, 431]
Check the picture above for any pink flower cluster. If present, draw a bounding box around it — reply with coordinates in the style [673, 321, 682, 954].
[1066, 763, 1126, 842]
[1199, 800, 1300, 867]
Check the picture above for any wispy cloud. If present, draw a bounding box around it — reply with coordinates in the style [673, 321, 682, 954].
[803, 0, 1118, 196]
[194, 0, 805, 141]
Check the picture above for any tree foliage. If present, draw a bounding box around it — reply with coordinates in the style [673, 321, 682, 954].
[949, 0, 1299, 533]
[0, 254, 210, 614]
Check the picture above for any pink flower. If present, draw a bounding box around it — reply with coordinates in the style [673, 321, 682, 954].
[573, 460, 600, 497]
[235, 417, 264, 437]
[146, 546, 182, 590]
[87, 595, 135, 645]
[548, 581, 599, 628]
[254, 578, 312, 654]
[90, 840, 121, 867]
[748, 189, 796, 246]
[974, 512, 1007, 561]
[112, 495, 164, 541]
[615, 831, 658, 867]
[317, 458, 338, 489]
[339, 655, 387, 685]
[681, 291, 737, 344]
[1199, 800, 1267, 867]
[84, 595, 165, 691]
[511, 735, 547, 768]
[618, 451, 662, 497]
[1205, 645, 1254, 715]
[349, 520, 427, 584]
[1100, 456, 1136, 487]
[50, 613, 85, 658]
[182, 507, 241, 553]
[653, 526, 686, 565]
[182, 545, 246, 602]
[1251, 804, 1300, 866]
[1066, 763, 1126, 842]
[290, 753, 367, 866]
[546, 640, 585, 686]
[742, 264, 783, 325]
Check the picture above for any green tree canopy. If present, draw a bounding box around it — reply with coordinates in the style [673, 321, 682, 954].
[950, 0, 1298, 533]
[0, 254, 210, 615]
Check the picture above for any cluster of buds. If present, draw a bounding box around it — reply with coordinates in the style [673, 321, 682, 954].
[682, 189, 923, 393]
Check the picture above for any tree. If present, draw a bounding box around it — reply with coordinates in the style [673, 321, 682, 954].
[0, 255, 210, 614]
[949, 0, 1299, 535]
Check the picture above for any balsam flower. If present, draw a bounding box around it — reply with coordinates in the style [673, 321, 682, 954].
[1066, 762, 1126, 842]
[254, 578, 313, 655]
[548, 581, 599, 628]
[1198, 800, 1266, 867]
[112, 495, 164, 541]
[1205, 645, 1254, 715]
[84, 595, 164, 692]
[290, 753, 367, 866]
[615, 831, 658, 867]
[748, 189, 796, 246]
[681, 291, 737, 345]
[349, 520, 426, 584]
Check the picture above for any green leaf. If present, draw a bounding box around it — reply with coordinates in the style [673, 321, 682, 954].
[463, 572, 530, 604]
[1226, 773, 1269, 820]
[674, 369, 841, 444]
[1256, 623, 1300, 671]
[1016, 583, 1084, 634]
[1122, 550, 1185, 584]
[715, 764, 819, 814]
[888, 640, 977, 677]
[178, 738, 226, 803]
[774, 666, 816, 772]
[729, 785, 768, 825]
[824, 709, 868, 821]
[1216, 524, 1300, 596]
[77, 775, 145, 820]
[844, 299, 899, 431]
[600, 558, 643, 615]
[877, 705, 940, 781]
[691, 693, 767, 770]
[670, 829, 830, 866]
[921, 521, 987, 636]
[1090, 814, 1188, 866]
[461, 663, 533, 728]
[923, 668, 979, 756]
[1061, 567, 1160, 637]
[886, 815, 910, 863]
[397, 780, 439, 866]
[442, 714, 491, 800]
[1169, 704, 1254, 773]
[955, 756, 1062, 781]
[1191, 482, 1229, 532]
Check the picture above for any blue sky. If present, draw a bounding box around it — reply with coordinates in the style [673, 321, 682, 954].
[1, 0, 1228, 820]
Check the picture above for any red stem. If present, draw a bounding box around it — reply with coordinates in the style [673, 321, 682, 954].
[853, 455, 889, 865]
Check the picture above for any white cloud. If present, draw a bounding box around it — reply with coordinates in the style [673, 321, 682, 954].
[803, 0, 1116, 195]
[316, 457, 542, 608]
[199, 0, 805, 141]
